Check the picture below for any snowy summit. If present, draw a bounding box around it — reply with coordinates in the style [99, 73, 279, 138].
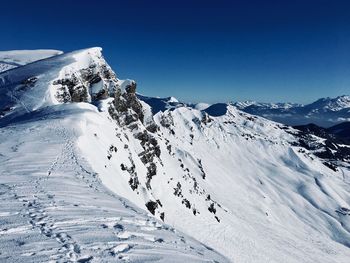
[0, 48, 350, 263]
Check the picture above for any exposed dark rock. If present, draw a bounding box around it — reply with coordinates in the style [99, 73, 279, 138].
[94, 89, 109, 100]
[208, 203, 216, 214]
[53, 58, 120, 103]
[190, 134, 194, 144]
[182, 199, 191, 209]
[160, 212, 165, 221]
[156, 199, 163, 207]
[174, 182, 183, 197]
[147, 162, 157, 177]
[146, 123, 159, 133]
[160, 113, 174, 128]
[113, 81, 144, 124]
[128, 176, 139, 191]
[323, 162, 338, 172]
[146, 162, 157, 190]
[145, 200, 158, 215]
[198, 159, 206, 179]
[125, 82, 137, 94]
[133, 130, 161, 190]
[202, 113, 213, 124]
[336, 207, 350, 216]
[166, 144, 172, 154]
[109, 145, 117, 153]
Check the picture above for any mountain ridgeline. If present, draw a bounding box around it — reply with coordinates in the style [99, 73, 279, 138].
[233, 96, 350, 127]
[1, 48, 350, 263]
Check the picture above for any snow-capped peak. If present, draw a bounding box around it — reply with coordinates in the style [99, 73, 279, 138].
[168, 96, 178, 103]
[309, 95, 350, 111]
[234, 95, 350, 127]
[233, 100, 257, 109]
[0, 47, 122, 123]
[1, 48, 350, 263]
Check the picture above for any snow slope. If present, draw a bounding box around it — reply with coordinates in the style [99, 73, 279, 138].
[0, 49, 62, 73]
[0, 49, 227, 262]
[83, 101, 350, 262]
[1, 47, 350, 263]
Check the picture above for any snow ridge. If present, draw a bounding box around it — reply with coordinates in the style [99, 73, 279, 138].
[0, 49, 63, 73]
[1, 48, 350, 263]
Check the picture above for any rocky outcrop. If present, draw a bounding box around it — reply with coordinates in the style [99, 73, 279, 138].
[54, 55, 120, 103]
[113, 81, 144, 125]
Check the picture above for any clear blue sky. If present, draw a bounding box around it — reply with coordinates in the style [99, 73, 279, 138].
[1, 0, 350, 103]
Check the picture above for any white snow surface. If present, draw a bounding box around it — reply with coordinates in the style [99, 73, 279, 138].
[1, 48, 350, 263]
[0, 103, 227, 262]
[0, 49, 63, 73]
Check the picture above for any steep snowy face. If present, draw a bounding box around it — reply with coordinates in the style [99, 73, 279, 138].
[79, 97, 350, 262]
[0, 49, 62, 73]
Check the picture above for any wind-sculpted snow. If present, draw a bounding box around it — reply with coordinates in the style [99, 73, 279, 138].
[1, 48, 350, 263]
[0, 48, 121, 124]
[0, 103, 228, 263]
[0, 49, 62, 73]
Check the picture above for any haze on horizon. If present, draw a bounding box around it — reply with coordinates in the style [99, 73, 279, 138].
[1, 0, 350, 104]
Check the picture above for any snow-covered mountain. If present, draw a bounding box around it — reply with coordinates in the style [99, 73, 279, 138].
[234, 96, 350, 127]
[0, 48, 227, 262]
[0, 49, 63, 73]
[1, 48, 350, 263]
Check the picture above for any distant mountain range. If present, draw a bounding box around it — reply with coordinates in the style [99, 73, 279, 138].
[136, 94, 350, 163]
[233, 96, 350, 127]
[136, 94, 350, 128]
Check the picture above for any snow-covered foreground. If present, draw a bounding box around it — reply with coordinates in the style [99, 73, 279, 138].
[1, 47, 350, 263]
[0, 104, 227, 262]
